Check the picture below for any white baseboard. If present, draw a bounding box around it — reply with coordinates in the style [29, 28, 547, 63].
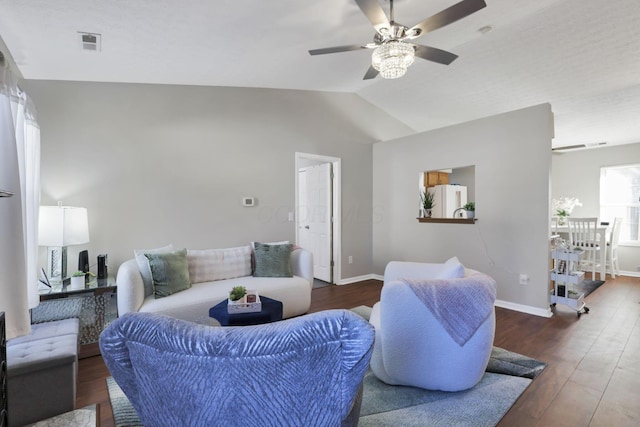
[495, 299, 553, 318]
[619, 270, 640, 278]
[338, 274, 637, 318]
[339, 274, 382, 285]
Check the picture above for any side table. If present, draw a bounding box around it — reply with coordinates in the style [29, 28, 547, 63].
[209, 296, 283, 326]
[37, 277, 117, 357]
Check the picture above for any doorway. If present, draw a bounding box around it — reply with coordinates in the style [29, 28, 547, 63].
[295, 153, 341, 285]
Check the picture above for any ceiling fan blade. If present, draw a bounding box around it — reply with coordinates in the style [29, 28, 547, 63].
[413, 44, 458, 65]
[408, 0, 486, 37]
[363, 66, 379, 80]
[309, 45, 367, 55]
[355, 0, 390, 34]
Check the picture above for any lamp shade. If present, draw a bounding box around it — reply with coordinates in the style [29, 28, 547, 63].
[38, 205, 90, 246]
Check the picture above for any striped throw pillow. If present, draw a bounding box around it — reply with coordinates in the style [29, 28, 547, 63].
[187, 245, 252, 283]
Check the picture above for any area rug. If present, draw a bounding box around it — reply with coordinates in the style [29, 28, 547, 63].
[576, 280, 605, 297]
[359, 370, 531, 426]
[350, 304, 373, 320]
[106, 377, 143, 427]
[26, 404, 95, 427]
[107, 308, 546, 427]
[486, 346, 546, 379]
[108, 369, 533, 427]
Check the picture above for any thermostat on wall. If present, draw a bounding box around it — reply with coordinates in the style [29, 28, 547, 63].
[242, 197, 255, 207]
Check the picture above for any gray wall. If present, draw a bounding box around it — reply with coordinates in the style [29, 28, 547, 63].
[448, 165, 476, 202]
[552, 142, 640, 275]
[25, 80, 413, 280]
[373, 104, 554, 315]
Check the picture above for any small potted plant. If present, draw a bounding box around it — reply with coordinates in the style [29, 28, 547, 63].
[420, 190, 435, 218]
[229, 285, 247, 303]
[70, 271, 86, 290]
[228, 286, 262, 314]
[463, 202, 475, 219]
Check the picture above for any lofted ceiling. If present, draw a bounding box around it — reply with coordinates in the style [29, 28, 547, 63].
[1, 0, 639, 148]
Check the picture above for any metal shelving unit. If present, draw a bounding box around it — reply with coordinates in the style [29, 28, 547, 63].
[550, 249, 589, 317]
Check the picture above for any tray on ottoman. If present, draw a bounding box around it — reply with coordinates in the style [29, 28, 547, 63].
[228, 291, 261, 314]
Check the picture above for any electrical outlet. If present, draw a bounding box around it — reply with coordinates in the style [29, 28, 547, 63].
[348, 256, 353, 264]
[519, 274, 529, 285]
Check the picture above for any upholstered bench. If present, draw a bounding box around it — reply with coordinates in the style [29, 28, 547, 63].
[6, 318, 80, 426]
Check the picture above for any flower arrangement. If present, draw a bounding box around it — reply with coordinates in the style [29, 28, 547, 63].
[552, 197, 582, 225]
[551, 196, 582, 217]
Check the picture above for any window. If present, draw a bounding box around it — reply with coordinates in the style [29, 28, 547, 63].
[418, 165, 475, 219]
[600, 164, 640, 244]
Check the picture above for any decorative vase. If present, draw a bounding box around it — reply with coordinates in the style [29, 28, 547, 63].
[70, 275, 85, 290]
[424, 209, 432, 218]
[465, 210, 475, 219]
[557, 215, 567, 226]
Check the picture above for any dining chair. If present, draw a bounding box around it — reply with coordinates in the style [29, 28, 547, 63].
[567, 217, 601, 280]
[551, 216, 561, 238]
[605, 217, 623, 279]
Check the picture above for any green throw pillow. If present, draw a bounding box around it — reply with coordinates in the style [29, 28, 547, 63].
[253, 242, 293, 277]
[145, 248, 191, 298]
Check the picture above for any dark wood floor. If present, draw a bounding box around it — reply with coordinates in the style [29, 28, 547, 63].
[78, 275, 640, 427]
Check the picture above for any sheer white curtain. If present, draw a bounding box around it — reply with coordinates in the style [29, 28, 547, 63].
[0, 52, 41, 339]
[12, 86, 41, 310]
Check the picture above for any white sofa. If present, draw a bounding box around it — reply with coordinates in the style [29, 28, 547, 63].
[116, 246, 313, 324]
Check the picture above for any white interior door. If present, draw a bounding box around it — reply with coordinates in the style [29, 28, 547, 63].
[298, 163, 332, 282]
[297, 169, 311, 254]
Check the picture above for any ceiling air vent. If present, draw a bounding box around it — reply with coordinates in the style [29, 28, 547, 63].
[78, 32, 101, 52]
[552, 142, 607, 152]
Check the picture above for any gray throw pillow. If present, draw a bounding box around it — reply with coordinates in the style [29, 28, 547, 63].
[145, 248, 191, 298]
[134, 244, 174, 297]
[253, 242, 293, 277]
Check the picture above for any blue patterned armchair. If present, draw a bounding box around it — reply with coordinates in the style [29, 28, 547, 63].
[100, 310, 374, 427]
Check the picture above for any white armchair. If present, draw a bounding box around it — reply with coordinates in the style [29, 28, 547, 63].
[369, 258, 496, 392]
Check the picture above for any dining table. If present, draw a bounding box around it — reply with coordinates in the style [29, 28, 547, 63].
[552, 224, 609, 280]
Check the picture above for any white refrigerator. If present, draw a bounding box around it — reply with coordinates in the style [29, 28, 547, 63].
[429, 184, 467, 218]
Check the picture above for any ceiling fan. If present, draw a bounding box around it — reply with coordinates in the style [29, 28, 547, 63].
[309, 0, 486, 80]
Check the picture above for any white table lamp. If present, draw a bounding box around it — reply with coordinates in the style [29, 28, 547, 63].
[38, 203, 89, 284]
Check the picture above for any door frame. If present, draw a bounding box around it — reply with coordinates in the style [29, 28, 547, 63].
[295, 152, 341, 285]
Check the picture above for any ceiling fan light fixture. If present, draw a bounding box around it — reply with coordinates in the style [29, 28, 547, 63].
[372, 40, 415, 79]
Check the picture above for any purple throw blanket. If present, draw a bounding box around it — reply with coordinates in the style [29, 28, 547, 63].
[403, 273, 497, 346]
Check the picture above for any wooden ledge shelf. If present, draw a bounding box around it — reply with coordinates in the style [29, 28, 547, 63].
[417, 218, 477, 224]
